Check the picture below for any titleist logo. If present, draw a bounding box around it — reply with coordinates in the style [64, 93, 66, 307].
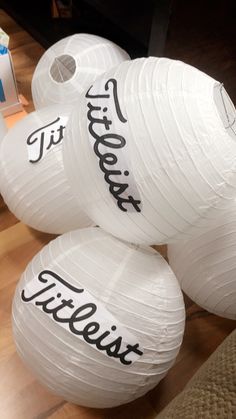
[85, 78, 142, 213]
[21, 270, 143, 365]
[26, 116, 67, 163]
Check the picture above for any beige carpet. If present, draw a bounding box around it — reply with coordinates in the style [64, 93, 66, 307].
[157, 328, 236, 419]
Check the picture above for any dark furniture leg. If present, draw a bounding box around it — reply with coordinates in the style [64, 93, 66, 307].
[148, 0, 173, 57]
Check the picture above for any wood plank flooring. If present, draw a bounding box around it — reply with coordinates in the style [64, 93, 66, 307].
[0, 7, 235, 419]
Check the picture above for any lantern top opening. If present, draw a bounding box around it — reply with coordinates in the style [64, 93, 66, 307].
[49, 54, 77, 83]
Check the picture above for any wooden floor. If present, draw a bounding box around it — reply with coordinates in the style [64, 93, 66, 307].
[0, 6, 235, 419]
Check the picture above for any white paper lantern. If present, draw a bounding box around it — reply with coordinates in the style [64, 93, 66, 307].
[32, 33, 130, 110]
[168, 202, 236, 320]
[63, 57, 236, 245]
[0, 104, 92, 233]
[12, 227, 185, 408]
[0, 112, 7, 140]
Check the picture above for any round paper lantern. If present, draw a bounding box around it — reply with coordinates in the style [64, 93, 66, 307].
[32, 33, 130, 110]
[0, 104, 92, 233]
[63, 57, 236, 245]
[168, 203, 236, 320]
[12, 227, 185, 408]
[0, 112, 7, 140]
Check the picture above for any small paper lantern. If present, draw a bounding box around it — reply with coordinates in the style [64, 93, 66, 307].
[63, 57, 236, 245]
[32, 33, 130, 110]
[12, 227, 185, 408]
[168, 203, 236, 320]
[0, 112, 7, 140]
[0, 104, 92, 233]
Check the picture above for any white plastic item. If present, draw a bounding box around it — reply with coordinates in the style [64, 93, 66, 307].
[12, 227, 185, 408]
[0, 104, 92, 234]
[168, 202, 236, 320]
[32, 33, 130, 110]
[63, 57, 236, 245]
[0, 112, 7, 141]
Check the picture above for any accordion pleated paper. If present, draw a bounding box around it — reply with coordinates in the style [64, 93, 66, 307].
[168, 203, 236, 320]
[0, 104, 92, 233]
[12, 227, 185, 408]
[32, 33, 130, 109]
[63, 57, 236, 245]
